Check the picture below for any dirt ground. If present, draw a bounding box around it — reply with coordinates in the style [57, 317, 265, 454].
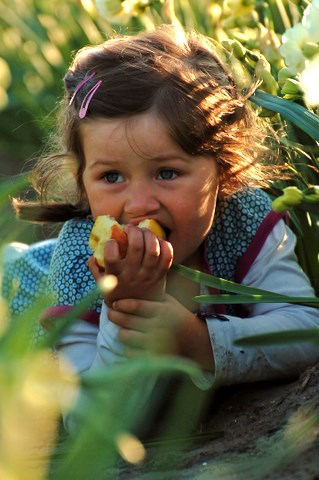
[119, 363, 319, 480]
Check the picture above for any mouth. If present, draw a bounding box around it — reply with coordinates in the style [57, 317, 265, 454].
[163, 226, 171, 241]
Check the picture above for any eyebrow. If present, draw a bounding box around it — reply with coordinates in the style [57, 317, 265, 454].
[87, 153, 190, 169]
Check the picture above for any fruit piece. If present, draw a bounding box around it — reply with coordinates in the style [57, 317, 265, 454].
[89, 215, 166, 268]
[137, 218, 166, 240]
[89, 215, 128, 267]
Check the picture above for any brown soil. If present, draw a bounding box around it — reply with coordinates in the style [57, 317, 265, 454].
[120, 363, 319, 479]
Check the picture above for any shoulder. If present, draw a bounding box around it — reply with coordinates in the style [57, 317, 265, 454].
[205, 188, 273, 280]
[49, 217, 101, 309]
[216, 188, 272, 224]
[50, 217, 93, 265]
[56, 217, 93, 246]
[51, 217, 93, 268]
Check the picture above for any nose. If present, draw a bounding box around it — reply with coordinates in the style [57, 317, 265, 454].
[124, 180, 160, 218]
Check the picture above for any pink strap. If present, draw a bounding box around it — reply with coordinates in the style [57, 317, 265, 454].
[40, 305, 99, 330]
[235, 210, 286, 283]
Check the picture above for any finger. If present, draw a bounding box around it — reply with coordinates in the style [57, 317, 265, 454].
[103, 239, 123, 276]
[88, 255, 105, 280]
[157, 238, 174, 273]
[119, 327, 146, 349]
[120, 326, 177, 356]
[124, 347, 146, 358]
[108, 307, 147, 331]
[112, 298, 160, 317]
[141, 229, 161, 257]
[124, 225, 145, 268]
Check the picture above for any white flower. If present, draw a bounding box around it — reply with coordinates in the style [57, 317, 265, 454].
[280, 1, 319, 75]
[279, 23, 310, 74]
[302, 0, 319, 43]
[299, 54, 319, 106]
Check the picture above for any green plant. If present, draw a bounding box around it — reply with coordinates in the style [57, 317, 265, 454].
[1, 1, 319, 478]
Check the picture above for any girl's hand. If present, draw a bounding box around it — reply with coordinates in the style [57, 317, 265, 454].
[88, 224, 173, 306]
[108, 294, 215, 370]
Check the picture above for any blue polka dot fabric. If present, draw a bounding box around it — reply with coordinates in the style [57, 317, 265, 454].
[2, 239, 56, 312]
[1, 239, 57, 345]
[48, 217, 102, 313]
[206, 188, 272, 281]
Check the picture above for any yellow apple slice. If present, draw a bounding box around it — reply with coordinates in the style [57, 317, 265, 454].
[137, 218, 166, 240]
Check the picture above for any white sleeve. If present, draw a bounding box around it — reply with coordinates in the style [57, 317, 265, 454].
[207, 220, 319, 386]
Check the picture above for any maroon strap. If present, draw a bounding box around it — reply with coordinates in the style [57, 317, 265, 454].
[235, 210, 286, 283]
[40, 305, 100, 330]
[202, 255, 227, 315]
[202, 210, 285, 316]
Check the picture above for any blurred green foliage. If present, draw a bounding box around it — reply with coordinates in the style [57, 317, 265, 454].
[0, 0, 112, 169]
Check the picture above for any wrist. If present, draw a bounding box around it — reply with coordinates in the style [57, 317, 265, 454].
[177, 311, 215, 371]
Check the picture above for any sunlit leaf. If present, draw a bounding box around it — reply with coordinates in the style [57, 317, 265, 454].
[172, 264, 285, 297]
[250, 90, 319, 141]
[193, 293, 319, 307]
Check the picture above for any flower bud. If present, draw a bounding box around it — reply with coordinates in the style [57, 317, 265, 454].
[255, 58, 278, 95]
[272, 186, 303, 212]
[303, 42, 319, 59]
[281, 78, 302, 96]
[222, 39, 244, 59]
[277, 67, 296, 87]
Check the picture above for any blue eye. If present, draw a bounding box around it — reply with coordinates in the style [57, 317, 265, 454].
[158, 169, 178, 180]
[103, 172, 123, 183]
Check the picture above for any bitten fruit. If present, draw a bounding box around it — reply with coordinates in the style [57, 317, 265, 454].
[89, 215, 166, 268]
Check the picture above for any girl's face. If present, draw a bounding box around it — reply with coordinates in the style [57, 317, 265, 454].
[81, 112, 219, 266]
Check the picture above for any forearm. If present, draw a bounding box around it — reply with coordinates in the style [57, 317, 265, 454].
[208, 306, 319, 386]
[177, 311, 215, 371]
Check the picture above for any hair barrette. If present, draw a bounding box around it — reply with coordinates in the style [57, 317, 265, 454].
[69, 71, 96, 106]
[78, 80, 102, 119]
[69, 72, 102, 118]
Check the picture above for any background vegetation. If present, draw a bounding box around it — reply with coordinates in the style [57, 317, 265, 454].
[0, 0, 319, 478]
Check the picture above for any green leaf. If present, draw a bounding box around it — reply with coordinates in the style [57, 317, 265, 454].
[172, 264, 285, 297]
[193, 294, 319, 307]
[250, 90, 319, 142]
[174, 264, 319, 307]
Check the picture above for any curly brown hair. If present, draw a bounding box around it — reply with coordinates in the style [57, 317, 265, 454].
[14, 24, 279, 223]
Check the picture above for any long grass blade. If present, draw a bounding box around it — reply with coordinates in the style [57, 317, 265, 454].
[250, 90, 319, 141]
[172, 264, 286, 297]
[193, 294, 319, 306]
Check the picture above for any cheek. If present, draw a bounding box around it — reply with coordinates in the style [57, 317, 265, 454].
[83, 186, 121, 220]
[171, 186, 218, 253]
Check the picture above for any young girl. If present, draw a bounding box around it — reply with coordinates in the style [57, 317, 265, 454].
[5, 25, 319, 433]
